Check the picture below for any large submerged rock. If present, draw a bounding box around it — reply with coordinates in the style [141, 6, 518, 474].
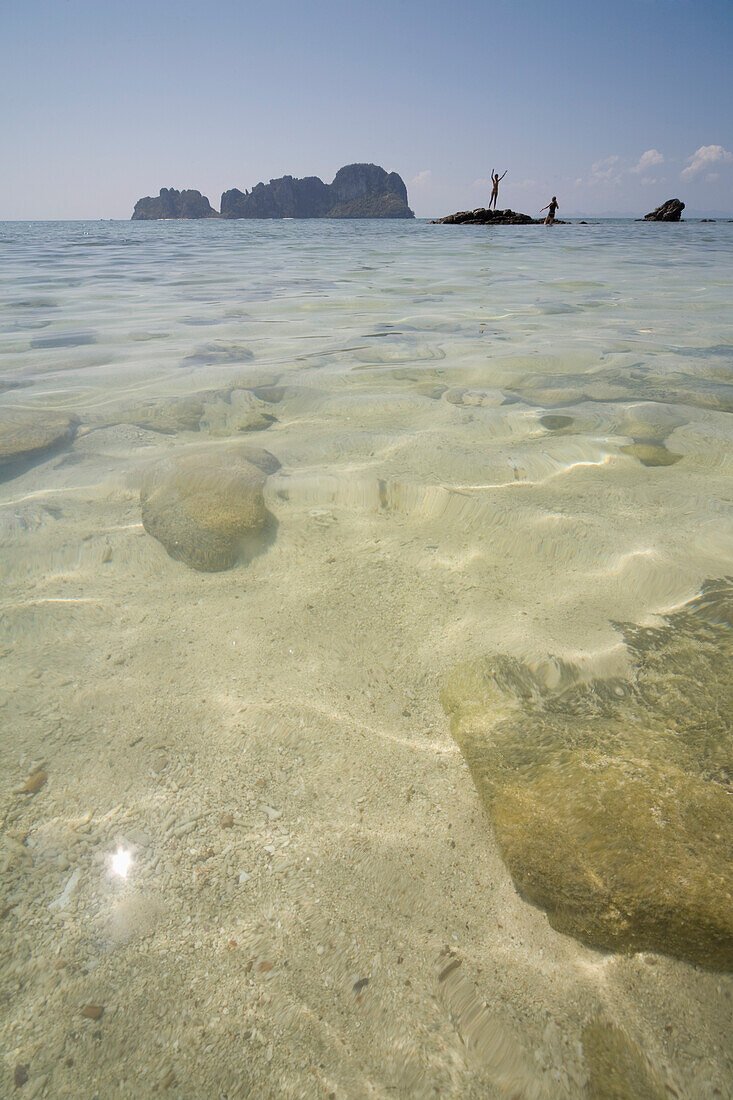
[643, 198, 685, 221]
[441, 580, 733, 970]
[0, 410, 78, 479]
[132, 188, 218, 220]
[140, 444, 280, 571]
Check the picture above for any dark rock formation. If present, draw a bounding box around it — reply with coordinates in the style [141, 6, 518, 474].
[220, 163, 413, 219]
[327, 164, 411, 218]
[132, 188, 218, 220]
[643, 198, 685, 221]
[221, 176, 332, 219]
[434, 207, 565, 226]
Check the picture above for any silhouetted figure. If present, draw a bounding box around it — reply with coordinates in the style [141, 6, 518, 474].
[540, 196, 559, 225]
[489, 169, 507, 210]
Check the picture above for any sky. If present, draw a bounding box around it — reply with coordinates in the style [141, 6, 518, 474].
[1, 0, 732, 219]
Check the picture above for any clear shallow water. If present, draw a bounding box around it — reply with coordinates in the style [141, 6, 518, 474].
[1, 220, 732, 1097]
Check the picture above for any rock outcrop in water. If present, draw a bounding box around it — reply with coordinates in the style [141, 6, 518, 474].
[220, 164, 413, 219]
[131, 165, 413, 219]
[0, 410, 78, 480]
[434, 208, 566, 225]
[435, 208, 536, 225]
[441, 579, 733, 970]
[131, 188, 218, 220]
[140, 444, 280, 571]
[643, 198, 685, 221]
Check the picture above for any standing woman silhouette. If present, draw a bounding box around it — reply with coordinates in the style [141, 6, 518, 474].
[489, 169, 507, 210]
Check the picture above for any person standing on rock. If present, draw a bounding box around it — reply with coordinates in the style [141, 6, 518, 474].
[489, 169, 507, 210]
[540, 196, 559, 225]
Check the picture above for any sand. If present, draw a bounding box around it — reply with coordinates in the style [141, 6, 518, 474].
[2, 360, 732, 1097]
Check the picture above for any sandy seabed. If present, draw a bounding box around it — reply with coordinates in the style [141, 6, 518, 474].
[2, 361, 732, 1098]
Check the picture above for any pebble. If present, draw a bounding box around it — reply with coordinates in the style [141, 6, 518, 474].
[25, 1074, 48, 1100]
[48, 868, 81, 912]
[220, 813, 234, 829]
[238, 871, 251, 884]
[15, 769, 47, 795]
[81, 1003, 104, 1020]
[262, 805, 282, 820]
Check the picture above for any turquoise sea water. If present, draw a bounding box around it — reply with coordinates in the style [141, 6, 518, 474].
[1, 219, 732, 1097]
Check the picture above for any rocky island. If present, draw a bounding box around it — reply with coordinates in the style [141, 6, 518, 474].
[643, 198, 685, 221]
[131, 164, 414, 220]
[131, 187, 218, 220]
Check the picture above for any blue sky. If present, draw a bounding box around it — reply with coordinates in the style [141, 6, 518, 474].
[2, 0, 732, 218]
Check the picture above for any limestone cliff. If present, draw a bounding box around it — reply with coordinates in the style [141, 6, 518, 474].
[131, 165, 413, 220]
[220, 163, 413, 219]
[131, 188, 218, 220]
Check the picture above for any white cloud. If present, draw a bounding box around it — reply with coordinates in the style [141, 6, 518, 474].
[706, 172, 720, 182]
[640, 176, 661, 186]
[587, 156, 620, 185]
[632, 149, 664, 173]
[410, 170, 432, 187]
[681, 145, 733, 178]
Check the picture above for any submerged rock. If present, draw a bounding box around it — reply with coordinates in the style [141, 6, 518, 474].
[539, 414, 574, 431]
[643, 199, 685, 222]
[109, 386, 276, 436]
[140, 444, 280, 571]
[179, 341, 255, 369]
[441, 580, 733, 970]
[582, 1019, 669, 1100]
[503, 364, 733, 415]
[620, 441, 682, 467]
[0, 409, 78, 477]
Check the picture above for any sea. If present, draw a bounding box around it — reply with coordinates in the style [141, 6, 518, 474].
[1, 218, 732, 1098]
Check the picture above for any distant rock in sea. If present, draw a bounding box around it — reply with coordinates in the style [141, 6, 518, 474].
[131, 188, 218, 220]
[131, 165, 414, 220]
[220, 163, 414, 220]
[643, 198, 685, 221]
[434, 208, 564, 225]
